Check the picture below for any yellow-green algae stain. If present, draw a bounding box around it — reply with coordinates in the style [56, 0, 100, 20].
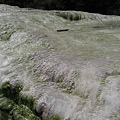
[0, 82, 40, 120]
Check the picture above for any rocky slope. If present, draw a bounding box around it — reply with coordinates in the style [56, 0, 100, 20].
[0, 4, 120, 120]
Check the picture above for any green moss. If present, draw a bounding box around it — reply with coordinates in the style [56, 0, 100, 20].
[100, 70, 120, 86]
[12, 105, 40, 120]
[64, 81, 75, 93]
[19, 92, 35, 113]
[0, 110, 12, 120]
[106, 70, 120, 76]
[50, 114, 61, 120]
[0, 82, 22, 102]
[0, 23, 15, 41]
[56, 75, 64, 83]
[0, 97, 14, 111]
[96, 88, 102, 102]
[100, 77, 106, 86]
[0, 96, 14, 119]
[0, 81, 40, 120]
[0, 97, 40, 120]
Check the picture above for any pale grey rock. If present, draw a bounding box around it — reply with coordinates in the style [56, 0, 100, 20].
[0, 4, 120, 120]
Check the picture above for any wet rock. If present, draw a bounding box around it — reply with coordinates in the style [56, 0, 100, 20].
[0, 4, 120, 120]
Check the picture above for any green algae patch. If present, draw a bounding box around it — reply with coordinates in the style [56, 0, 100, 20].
[0, 102, 40, 120]
[50, 115, 61, 120]
[0, 96, 14, 111]
[0, 81, 40, 120]
[0, 23, 17, 41]
[12, 105, 40, 120]
[0, 110, 12, 120]
[19, 92, 36, 113]
[0, 81, 22, 103]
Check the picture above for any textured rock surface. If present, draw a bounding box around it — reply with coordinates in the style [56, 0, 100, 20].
[0, 4, 120, 120]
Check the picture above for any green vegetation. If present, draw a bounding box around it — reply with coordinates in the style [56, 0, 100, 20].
[50, 114, 61, 120]
[0, 81, 40, 120]
[19, 92, 35, 112]
[0, 82, 22, 103]
[0, 81, 62, 120]
[12, 105, 39, 120]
